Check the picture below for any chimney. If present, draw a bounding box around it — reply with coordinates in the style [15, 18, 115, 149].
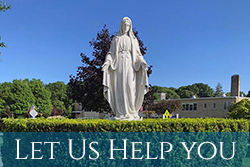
[158, 93, 166, 100]
[231, 75, 240, 96]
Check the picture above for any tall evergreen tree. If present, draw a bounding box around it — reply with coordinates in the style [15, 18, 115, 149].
[214, 83, 224, 97]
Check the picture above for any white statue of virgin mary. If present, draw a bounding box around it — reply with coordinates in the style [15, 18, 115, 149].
[102, 17, 149, 120]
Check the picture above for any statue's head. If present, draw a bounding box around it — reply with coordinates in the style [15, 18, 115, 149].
[118, 17, 135, 38]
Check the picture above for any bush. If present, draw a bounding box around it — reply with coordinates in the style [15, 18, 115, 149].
[0, 118, 249, 132]
[228, 99, 250, 119]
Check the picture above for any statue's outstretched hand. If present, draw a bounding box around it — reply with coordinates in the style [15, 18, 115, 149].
[137, 56, 148, 69]
[102, 61, 110, 71]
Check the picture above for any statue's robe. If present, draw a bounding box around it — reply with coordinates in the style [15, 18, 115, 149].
[102, 34, 149, 119]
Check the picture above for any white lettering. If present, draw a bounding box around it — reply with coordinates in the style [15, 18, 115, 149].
[197, 142, 217, 160]
[15, 139, 28, 159]
[89, 142, 99, 160]
[44, 142, 60, 159]
[68, 139, 86, 160]
[160, 142, 172, 159]
[220, 142, 235, 160]
[110, 139, 127, 159]
[131, 142, 143, 159]
[31, 142, 43, 159]
[181, 142, 197, 159]
[146, 142, 158, 159]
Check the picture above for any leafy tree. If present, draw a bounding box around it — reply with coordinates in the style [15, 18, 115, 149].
[214, 83, 224, 97]
[28, 79, 52, 116]
[45, 82, 73, 117]
[0, 82, 13, 109]
[8, 79, 35, 116]
[4, 105, 12, 118]
[193, 83, 214, 97]
[69, 25, 152, 113]
[150, 100, 182, 115]
[152, 85, 180, 100]
[0, 79, 56, 117]
[176, 83, 213, 98]
[176, 86, 195, 98]
[228, 99, 250, 119]
[0, 98, 6, 117]
[0, 1, 10, 12]
[0, 1, 11, 58]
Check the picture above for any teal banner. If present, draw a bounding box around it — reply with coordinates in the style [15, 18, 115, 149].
[0, 132, 249, 167]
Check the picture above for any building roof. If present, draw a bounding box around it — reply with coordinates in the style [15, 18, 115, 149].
[157, 96, 250, 101]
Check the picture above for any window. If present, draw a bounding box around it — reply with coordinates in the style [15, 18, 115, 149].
[213, 103, 216, 109]
[182, 103, 197, 111]
[190, 104, 193, 111]
[182, 104, 185, 111]
[223, 102, 231, 111]
[204, 103, 207, 109]
[194, 103, 197, 110]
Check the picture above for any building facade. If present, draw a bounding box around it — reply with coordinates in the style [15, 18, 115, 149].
[175, 96, 249, 118]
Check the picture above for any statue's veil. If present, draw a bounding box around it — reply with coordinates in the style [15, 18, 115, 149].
[117, 17, 136, 38]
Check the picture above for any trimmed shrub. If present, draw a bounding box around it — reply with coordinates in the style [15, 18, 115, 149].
[0, 118, 249, 132]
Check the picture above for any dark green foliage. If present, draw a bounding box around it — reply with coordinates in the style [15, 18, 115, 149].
[214, 83, 224, 97]
[0, 1, 10, 12]
[153, 86, 180, 100]
[1, 118, 248, 132]
[228, 99, 250, 119]
[6, 79, 35, 116]
[0, 79, 73, 118]
[176, 89, 194, 98]
[45, 81, 73, 117]
[176, 83, 214, 98]
[29, 79, 52, 116]
[0, 98, 6, 116]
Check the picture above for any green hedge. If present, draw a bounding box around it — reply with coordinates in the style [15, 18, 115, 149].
[0, 118, 249, 132]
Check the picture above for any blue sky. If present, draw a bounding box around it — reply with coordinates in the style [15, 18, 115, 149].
[0, 0, 250, 94]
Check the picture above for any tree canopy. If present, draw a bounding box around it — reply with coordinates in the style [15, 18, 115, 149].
[152, 86, 180, 100]
[175, 83, 214, 98]
[45, 81, 73, 117]
[214, 83, 224, 97]
[0, 79, 72, 118]
[152, 83, 214, 100]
